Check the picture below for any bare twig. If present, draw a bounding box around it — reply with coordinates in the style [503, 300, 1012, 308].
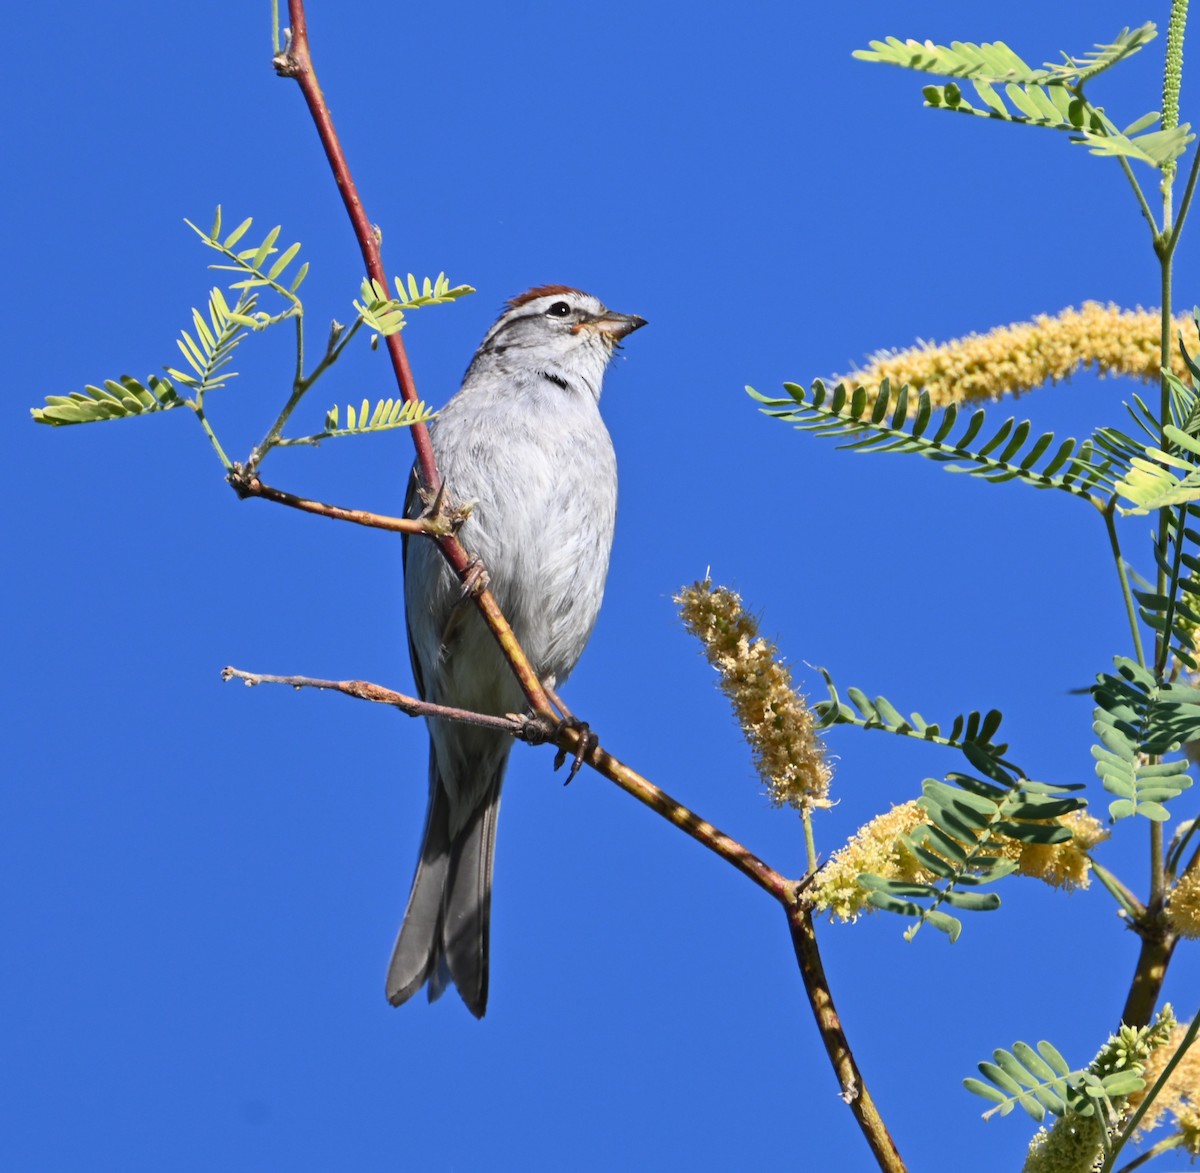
[228, 470, 428, 534]
[1113, 1133, 1186, 1173]
[223, 664, 791, 900]
[221, 667, 525, 733]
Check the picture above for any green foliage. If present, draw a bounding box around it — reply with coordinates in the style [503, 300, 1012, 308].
[165, 287, 258, 396]
[1092, 359, 1200, 512]
[1091, 656, 1198, 821]
[813, 667, 1007, 758]
[31, 208, 458, 467]
[188, 208, 308, 301]
[854, 24, 1155, 86]
[275, 396, 437, 447]
[33, 286, 255, 428]
[964, 1040, 1144, 1123]
[965, 1013, 1176, 1136]
[855, 24, 1193, 171]
[1138, 508, 1200, 670]
[859, 749, 1086, 942]
[32, 374, 183, 426]
[748, 379, 1108, 503]
[354, 273, 475, 338]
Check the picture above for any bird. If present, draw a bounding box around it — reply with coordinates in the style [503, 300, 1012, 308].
[387, 285, 646, 1017]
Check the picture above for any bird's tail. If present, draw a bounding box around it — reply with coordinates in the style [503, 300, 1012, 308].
[386, 750, 503, 1018]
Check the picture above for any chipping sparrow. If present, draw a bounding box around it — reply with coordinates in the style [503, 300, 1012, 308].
[387, 285, 646, 1017]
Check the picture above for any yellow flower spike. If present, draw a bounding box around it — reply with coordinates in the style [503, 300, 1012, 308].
[675, 578, 831, 815]
[829, 303, 1200, 410]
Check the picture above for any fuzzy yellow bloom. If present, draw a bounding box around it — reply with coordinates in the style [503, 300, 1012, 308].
[829, 303, 1200, 410]
[812, 801, 928, 921]
[1014, 810, 1109, 891]
[1130, 1020, 1200, 1154]
[1166, 866, 1200, 939]
[675, 578, 831, 813]
[813, 802, 1108, 922]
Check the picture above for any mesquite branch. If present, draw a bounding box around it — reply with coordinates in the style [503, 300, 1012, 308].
[262, 3, 905, 1168]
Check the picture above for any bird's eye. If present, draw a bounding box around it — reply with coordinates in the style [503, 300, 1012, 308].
[546, 301, 572, 318]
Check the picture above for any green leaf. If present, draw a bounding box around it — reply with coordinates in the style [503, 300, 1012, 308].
[163, 287, 258, 397]
[748, 381, 1108, 503]
[185, 212, 306, 301]
[32, 374, 184, 426]
[965, 1040, 1095, 1122]
[222, 216, 254, 250]
[353, 273, 475, 337]
[279, 397, 438, 448]
[392, 271, 475, 309]
[1092, 656, 1198, 821]
[855, 26, 1188, 170]
[857, 759, 1084, 940]
[854, 26, 1157, 85]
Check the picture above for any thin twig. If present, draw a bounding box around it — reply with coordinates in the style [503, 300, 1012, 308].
[1117, 155, 1161, 244]
[225, 663, 790, 899]
[588, 743, 791, 900]
[1113, 1133, 1185, 1173]
[227, 471, 429, 535]
[1105, 496, 1147, 668]
[1165, 144, 1200, 255]
[221, 667, 526, 733]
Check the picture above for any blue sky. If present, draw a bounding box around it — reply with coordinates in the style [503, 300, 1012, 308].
[7, 2, 1200, 1170]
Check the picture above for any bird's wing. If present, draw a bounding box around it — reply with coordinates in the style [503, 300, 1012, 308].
[403, 465, 476, 705]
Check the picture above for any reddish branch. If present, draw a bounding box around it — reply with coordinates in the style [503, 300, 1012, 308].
[272, 2, 553, 719]
[272, 3, 435, 489]
[268, 4, 905, 1168]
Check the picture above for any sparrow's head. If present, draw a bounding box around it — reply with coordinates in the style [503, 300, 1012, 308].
[466, 285, 646, 399]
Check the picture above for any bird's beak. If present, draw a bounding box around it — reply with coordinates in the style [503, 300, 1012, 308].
[579, 312, 648, 341]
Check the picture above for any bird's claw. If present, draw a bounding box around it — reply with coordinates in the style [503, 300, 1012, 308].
[514, 712, 597, 783]
[552, 718, 596, 785]
[459, 555, 490, 599]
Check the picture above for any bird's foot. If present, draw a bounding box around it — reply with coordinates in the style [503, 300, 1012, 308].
[514, 711, 597, 784]
[552, 716, 596, 784]
[459, 555, 490, 598]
